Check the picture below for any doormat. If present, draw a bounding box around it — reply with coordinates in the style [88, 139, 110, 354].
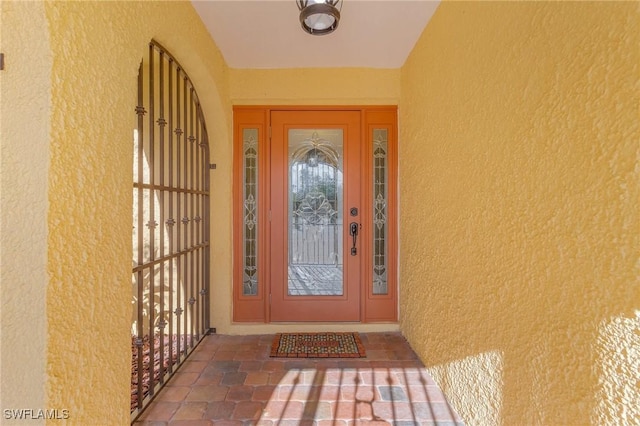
[270, 332, 366, 358]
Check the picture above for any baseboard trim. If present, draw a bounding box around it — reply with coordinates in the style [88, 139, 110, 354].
[216, 322, 400, 335]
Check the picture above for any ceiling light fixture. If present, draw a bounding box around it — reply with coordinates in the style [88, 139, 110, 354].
[296, 0, 342, 36]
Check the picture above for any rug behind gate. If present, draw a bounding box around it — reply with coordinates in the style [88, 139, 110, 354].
[270, 332, 366, 358]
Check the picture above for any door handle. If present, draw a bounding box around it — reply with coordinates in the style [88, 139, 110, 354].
[349, 222, 359, 255]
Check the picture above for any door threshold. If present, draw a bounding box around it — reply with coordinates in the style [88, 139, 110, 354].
[219, 322, 400, 336]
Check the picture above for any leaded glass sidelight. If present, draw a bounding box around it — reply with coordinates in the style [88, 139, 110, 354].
[242, 129, 258, 296]
[288, 129, 344, 296]
[373, 129, 388, 295]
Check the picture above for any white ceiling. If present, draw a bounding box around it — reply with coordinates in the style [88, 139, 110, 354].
[191, 0, 440, 69]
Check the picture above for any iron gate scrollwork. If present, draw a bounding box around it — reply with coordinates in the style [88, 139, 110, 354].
[131, 40, 211, 419]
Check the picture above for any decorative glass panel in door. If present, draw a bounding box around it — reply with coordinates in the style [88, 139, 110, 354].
[372, 129, 388, 295]
[288, 130, 343, 296]
[242, 129, 258, 296]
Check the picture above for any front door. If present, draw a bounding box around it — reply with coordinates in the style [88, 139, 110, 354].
[233, 106, 397, 323]
[270, 110, 361, 321]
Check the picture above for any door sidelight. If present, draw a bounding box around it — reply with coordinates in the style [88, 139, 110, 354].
[349, 222, 359, 255]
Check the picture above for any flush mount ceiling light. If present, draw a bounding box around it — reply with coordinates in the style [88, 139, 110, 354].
[296, 0, 343, 36]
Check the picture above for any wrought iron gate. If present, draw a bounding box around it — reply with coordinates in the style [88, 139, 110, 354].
[131, 41, 210, 418]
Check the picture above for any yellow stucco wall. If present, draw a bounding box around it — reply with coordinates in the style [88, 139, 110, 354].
[2, 1, 230, 424]
[399, 2, 639, 425]
[1, 1, 51, 421]
[229, 68, 400, 105]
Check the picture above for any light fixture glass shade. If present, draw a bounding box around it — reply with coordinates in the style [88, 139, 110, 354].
[297, 0, 342, 36]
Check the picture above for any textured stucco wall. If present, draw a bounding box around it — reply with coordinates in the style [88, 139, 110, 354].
[229, 68, 400, 105]
[399, 2, 639, 425]
[0, 1, 50, 423]
[0, 1, 230, 424]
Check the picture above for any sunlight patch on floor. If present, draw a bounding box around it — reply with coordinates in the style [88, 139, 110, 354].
[258, 367, 462, 424]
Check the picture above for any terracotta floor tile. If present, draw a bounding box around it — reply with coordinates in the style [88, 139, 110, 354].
[393, 350, 420, 361]
[300, 401, 332, 420]
[367, 350, 398, 360]
[277, 384, 314, 401]
[135, 333, 464, 425]
[262, 400, 305, 420]
[283, 360, 313, 370]
[231, 400, 265, 420]
[168, 420, 213, 426]
[403, 385, 446, 403]
[395, 370, 438, 387]
[208, 360, 241, 372]
[332, 399, 379, 421]
[352, 386, 377, 402]
[362, 334, 388, 344]
[221, 371, 248, 386]
[325, 368, 359, 385]
[185, 384, 229, 402]
[251, 385, 278, 402]
[233, 351, 262, 361]
[261, 360, 286, 372]
[245, 371, 270, 386]
[370, 401, 416, 421]
[267, 371, 287, 385]
[238, 360, 263, 371]
[316, 421, 349, 426]
[166, 372, 200, 387]
[155, 386, 190, 402]
[171, 401, 208, 420]
[178, 360, 209, 373]
[202, 401, 235, 420]
[138, 401, 180, 422]
[207, 420, 243, 426]
[317, 384, 340, 401]
[193, 372, 222, 386]
[377, 386, 409, 402]
[212, 351, 238, 361]
[187, 349, 216, 361]
[226, 385, 254, 401]
[133, 421, 166, 426]
[362, 343, 389, 350]
[270, 421, 312, 426]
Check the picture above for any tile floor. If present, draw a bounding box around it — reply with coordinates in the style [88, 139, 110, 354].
[134, 332, 464, 425]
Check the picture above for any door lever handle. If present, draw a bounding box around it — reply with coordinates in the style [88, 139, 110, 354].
[349, 222, 359, 255]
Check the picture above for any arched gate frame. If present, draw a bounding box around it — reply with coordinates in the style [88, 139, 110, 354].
[131, 41, 211, 420]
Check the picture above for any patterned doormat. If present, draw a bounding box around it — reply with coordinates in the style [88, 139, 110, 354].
[270, 332, 366, 358]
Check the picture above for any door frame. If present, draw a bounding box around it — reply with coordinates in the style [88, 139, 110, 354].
[270, 110, 361, 321]
[232, 106, 398, 323]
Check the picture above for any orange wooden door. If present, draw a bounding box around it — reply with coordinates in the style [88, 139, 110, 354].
[270, 110, 362, 321]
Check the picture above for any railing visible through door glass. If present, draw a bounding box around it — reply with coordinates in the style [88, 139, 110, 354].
[131, 41, 211, 419]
